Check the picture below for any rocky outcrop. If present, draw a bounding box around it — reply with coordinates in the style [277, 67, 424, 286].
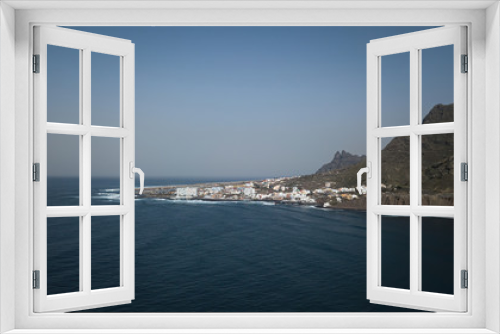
[423, 103, 454, 124]
[316, 150, 366, 174]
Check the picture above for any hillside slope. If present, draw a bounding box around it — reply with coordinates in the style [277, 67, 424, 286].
[284, 103, 454, 207]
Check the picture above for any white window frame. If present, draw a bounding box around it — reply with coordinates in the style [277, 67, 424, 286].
[1, 1, 499, 333]
[366, 26, 468, 312]
[33, 26, 136, 313]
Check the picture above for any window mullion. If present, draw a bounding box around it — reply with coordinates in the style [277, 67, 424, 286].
[81, 214, 91, 293]
[81, 48, 92, 293]
[409, 48, 420, 294]
[410, 213, 420, 293]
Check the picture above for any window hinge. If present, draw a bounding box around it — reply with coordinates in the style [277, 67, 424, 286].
[461, 54, 468, 73]
[461, 270, 468, 289]
[461, 162, 468, 181]
[33, 54, 40, 73]
[33, 163, 40, 182]
[33, 270, 40, 289]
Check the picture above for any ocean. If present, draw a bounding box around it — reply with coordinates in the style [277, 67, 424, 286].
[46, 177, 453, 312]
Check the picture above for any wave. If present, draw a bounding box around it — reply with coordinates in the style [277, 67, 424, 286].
[101, 188, 120, 193]
[93, 192, 120, 200]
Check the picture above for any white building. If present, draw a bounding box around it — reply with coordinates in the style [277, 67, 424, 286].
[175, 187, 199, 199]
[211, 187, 223, 193]
[243, 187, 256, 197]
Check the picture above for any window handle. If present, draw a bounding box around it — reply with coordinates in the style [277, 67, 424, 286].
[129, 162, 145, 195]
[356, 162, 371, 194]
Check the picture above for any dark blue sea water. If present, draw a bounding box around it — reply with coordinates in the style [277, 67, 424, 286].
[46, 177, 453, 312]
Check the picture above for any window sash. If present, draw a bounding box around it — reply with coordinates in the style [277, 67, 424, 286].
[366, 26, 468, 312]
[32, 25, 136, 313]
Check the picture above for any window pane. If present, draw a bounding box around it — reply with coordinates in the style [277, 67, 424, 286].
[381, 215, 410, 290]
[381, 136, 410, 205]
[92, 216, 121, 290]
[91, 137, 121, 205]
[47, 217, 80, 295]
[421, 134, 454, 206]
[421, 45, 454, 124]
[47, 45, 80, 124]
[381, 52, 410, 127]
[92, 52, 121, 127]
[47, 134, 80, 206]
[421, 217, 454, 295]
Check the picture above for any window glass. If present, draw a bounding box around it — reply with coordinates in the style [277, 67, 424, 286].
[421, 134, 454, 206]
[421, 45, 454, 124]
[92, 52, 121, 127]
[381, 52, 410, 127]
[47, 134, 80, 206]
[47, 45, 80, 124]
[92, 216, 121, 290]
[421, 217, 454, 295]
[381, 215, 410, 290]
[381, 137, 410, 205]
[91, 137, 121, 206]
[47, 217, 80, 295]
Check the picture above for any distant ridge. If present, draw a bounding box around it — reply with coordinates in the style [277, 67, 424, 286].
[316, 150, 365, 174]
[283, 103, 454, 197]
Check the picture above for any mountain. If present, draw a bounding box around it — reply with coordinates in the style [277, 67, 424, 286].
[422, 103, 453, 123]
[282, 157, 367, 191]
[284, 103, 454, 207]
[316, 150, 366, 174]
[380, 103, 454, 195]
[313, 103, 452, 177]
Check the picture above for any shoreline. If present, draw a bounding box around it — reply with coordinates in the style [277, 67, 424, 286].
[136, 177, 368, 211]
[138, 192, 367, 212]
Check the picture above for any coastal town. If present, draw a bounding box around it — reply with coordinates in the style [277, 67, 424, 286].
[140, 177, 367, 209]
[140, 105, 455, 210]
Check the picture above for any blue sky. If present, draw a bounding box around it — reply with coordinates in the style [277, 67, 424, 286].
[47, 26, 453, 178]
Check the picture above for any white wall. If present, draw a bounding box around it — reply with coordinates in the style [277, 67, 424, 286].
[485, 2, 500, 333]
[0, 2, 16, 334]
